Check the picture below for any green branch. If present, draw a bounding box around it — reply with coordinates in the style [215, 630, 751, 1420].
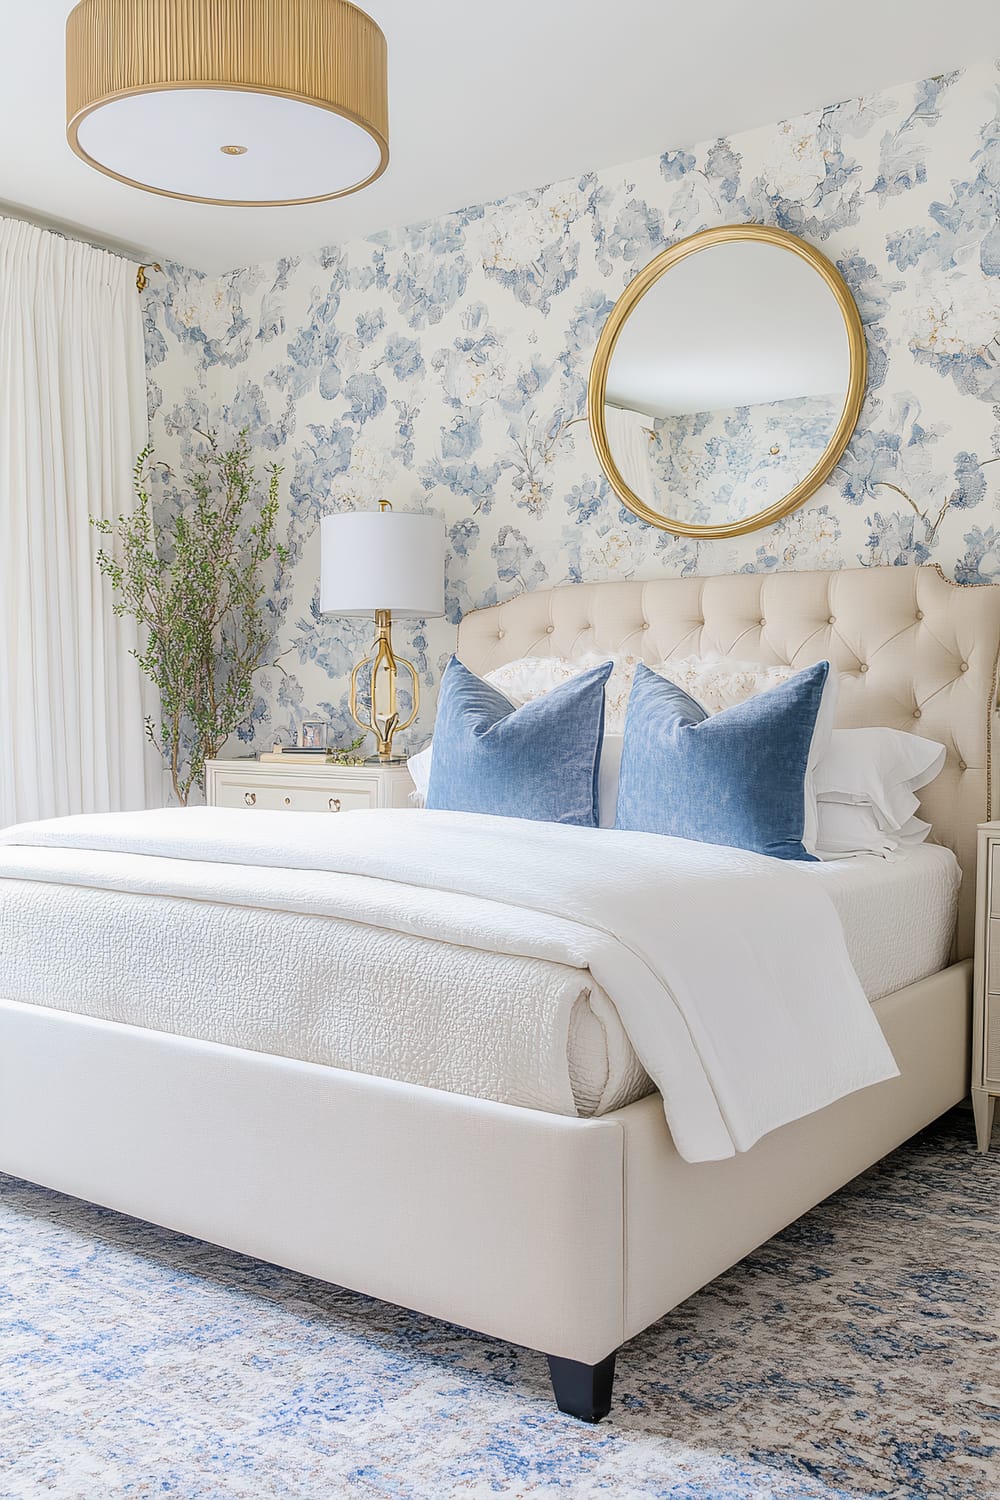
[92, 430, 288, 805]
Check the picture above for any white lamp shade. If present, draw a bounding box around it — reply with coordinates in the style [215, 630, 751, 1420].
[320, 510, 446, 620]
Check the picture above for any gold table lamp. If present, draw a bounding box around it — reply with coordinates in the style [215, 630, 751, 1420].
[320, 502, 445, 762]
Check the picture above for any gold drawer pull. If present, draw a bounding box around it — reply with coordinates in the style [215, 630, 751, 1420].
[329, 797, 342, 812]
[284, 796, 292, 806]
[244, 791, 256, 807]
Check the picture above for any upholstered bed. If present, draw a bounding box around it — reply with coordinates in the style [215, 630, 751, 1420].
[0, 563, 996, 1420]
[0, 832, 960, 1118]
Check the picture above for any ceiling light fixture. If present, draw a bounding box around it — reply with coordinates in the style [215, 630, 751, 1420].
[65, 0, 389, 207]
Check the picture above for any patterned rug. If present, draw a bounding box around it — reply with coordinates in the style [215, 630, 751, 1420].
[2, 1110, 998, 1500]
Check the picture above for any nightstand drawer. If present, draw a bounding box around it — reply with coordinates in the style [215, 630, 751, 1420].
[986, 998, 1000, 1086]
[205, 758, 415, 813]
[988, 920, 1000, 994]
[985, 904, 1000, 1086]
[972, 824, 1000, 1146]
[212, 776, 376, 814]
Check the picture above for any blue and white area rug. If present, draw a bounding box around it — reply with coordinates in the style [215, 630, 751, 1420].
[2, 1110, 998, 1499]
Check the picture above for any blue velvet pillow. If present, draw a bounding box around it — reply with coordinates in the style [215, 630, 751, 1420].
[426, 656, 612, 825]
[614, 661, 830, 860]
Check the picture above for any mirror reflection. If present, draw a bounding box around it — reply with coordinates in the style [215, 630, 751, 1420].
[590, 228, 866, 538]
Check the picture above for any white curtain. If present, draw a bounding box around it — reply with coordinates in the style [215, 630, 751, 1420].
[0, 216, 155, 827]
[604, 403, 654, 500]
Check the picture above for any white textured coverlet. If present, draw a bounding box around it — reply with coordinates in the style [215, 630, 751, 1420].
[0, 866, 646, 1118]
[0, 806, 899, 1162]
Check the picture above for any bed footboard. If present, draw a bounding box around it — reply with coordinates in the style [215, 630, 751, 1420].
[0, 996, 628, 1368]
[0, 960, 971, 1423]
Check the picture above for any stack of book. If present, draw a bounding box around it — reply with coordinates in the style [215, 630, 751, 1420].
[260, 745, 333, 764]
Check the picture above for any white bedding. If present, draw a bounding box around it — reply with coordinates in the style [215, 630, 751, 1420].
[0, 839, 955, 1122]
[802, 843, 959, 999]
[0, 807, 900, 1162]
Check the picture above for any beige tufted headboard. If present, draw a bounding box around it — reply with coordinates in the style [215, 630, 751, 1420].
[458, 565, 1000, 959]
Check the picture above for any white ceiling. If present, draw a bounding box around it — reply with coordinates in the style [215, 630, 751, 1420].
[606, 242, 849, 417]
[2, 1, 997, 276]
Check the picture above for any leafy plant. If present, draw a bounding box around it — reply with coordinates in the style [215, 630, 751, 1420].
[93, 431, 289, 804]
[326, 734, 368, 766]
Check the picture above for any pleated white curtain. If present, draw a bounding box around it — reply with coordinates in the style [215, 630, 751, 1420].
[0, 216, 155, 827]
[603, 403, 655, 500]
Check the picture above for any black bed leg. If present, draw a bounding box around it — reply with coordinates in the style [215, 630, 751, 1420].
[546, 1351, 617, 1422]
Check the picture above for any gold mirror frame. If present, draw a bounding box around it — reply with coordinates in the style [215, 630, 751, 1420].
[587, 224, 867, 540]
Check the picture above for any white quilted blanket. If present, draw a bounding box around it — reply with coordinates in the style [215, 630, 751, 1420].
[0, 807, 899, 1162]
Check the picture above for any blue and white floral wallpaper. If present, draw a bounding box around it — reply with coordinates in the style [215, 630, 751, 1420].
[650, 393, 843, 523]
[142, 59, 1000, 756]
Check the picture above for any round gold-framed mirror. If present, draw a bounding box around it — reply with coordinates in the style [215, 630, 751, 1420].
[587, 224, 867, 539]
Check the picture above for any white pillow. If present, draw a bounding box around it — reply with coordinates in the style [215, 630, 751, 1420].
[484, 653, 637, 732]
[407, 741, 433, 800]
[483, 650, 824, 731]
[815, 801, 932, 859]
[657, 655, 797, 713]
[481, 655, 588, 704]
[408, 732, 624, 828]
[815, 728, 946, 832]
[802, 665, 840, 856]
[596, 733, 623, 828]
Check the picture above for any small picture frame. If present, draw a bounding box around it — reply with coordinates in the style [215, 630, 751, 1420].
[299, 718, 330, 750]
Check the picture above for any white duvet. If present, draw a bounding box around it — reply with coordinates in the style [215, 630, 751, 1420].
[0, 806, 899, 1163]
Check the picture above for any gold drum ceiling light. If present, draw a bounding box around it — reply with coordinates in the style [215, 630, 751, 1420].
[66, 0, 389, 206]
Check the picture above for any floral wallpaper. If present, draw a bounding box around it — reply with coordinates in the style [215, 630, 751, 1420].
[650, 393, 843, 523]
[142, 58, 1000, 758]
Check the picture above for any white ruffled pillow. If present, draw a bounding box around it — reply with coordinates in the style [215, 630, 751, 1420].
[659, 657, 797, 711]
[483, 653, 637, 732]
[815, 801, 932, 859]
[814, 727, 947, 832]
[407, 742, 433, 800]
[479, 656, 582, 703]
[481, 652, 805, 733]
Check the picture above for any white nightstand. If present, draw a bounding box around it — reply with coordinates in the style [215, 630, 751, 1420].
[972, 820, 1000, 1151]
[205, 757, 414, 815]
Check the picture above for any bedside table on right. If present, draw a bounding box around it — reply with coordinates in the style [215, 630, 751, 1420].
[973, 820, 1000, 1151]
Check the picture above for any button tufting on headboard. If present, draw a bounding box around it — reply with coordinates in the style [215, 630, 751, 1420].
[457, 565, 1000, 959]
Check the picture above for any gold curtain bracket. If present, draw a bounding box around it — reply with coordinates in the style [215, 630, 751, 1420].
[136, 262, 162, 293]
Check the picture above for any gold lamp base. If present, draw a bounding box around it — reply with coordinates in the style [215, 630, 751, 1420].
[349, 609, 420, 763]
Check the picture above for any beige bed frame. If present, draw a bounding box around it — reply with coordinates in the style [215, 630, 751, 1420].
[1, 564, 997, 1421]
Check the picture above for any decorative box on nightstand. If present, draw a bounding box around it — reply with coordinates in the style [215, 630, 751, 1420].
[205, 757, 414, 816]
[972, 820, 1000, 1151]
